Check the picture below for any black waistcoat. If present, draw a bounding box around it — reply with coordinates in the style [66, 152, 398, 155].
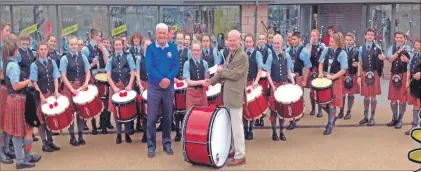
[391, 44, 408, 74]
[48, 50, 61, 69]
[410, 53, 421, 78]
[66, 53, 86, 83]
[111, 53, 130, 86]
[177, 47, 189, 79]
[189, 58, 206, 88]
[288, 45, 305, 76]
[257, 46, 270, 64]
[202, 48, 215, 67]
[271, 51, 289, 82]
[310, 44, 324, 69]
[247, 50, 258, 81]
[36, 59, 55, 94]
[323, 48, 342, 74]
[345, 47, 359, 75]
[18, 47, 36, 78]
[87, 44, 105, 69]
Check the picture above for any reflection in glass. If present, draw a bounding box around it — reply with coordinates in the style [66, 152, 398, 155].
[110, 6, 158, 39]
[396, 4, 420, 48]
[268, 5, 300, 35]
[198, 6, 241, 36]
[0, 6, 11, 23]
[368, 4, 392, 49]
[160, 6, 199, 35]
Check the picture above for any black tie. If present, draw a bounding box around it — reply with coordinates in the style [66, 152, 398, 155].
[205, 49, 209, 55]
[178, 49, 182, 55]
[43, 61, 47, 67]
[247, 52, 251, 57]
[367, 45, 371, 49]
[117, 55, 121, 62]
[196, 61, 200, 67]
[73, 54, 77, 62]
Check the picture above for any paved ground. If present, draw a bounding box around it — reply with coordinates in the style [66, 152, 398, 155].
[1, 78, 420, 170]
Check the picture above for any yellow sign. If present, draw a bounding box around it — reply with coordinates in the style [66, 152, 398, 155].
[61, 24, 78, 36]
[172, 24, 178, 32]
[22, 24, 38, 34]
[409, 126, 421, 170]
[112, 24, 127, 36]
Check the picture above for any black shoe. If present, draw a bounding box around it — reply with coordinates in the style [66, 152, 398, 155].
[0, 155, 13, 164]
[260, 118, 264, 127]
[91, 119, 98, 135]
[27, 154, 41, 163]
[32, 134, 38, 142]
[164, 147, 174, 155]
[174, 133, 181, 142]
[367, 118, 375, 126]
[69, 138, 79, 146]
[272, 133, 279, 141]
[287, 121, 296, 130]
[387, 115, 398, 127]
[344, 111, 351, 120]
[4, 151, 16, 159]
[84, 126, 89, 131]
[48, 142, 60, 151]
[279, 132, 287, 141]
[337, 110, 344, 119]
[42, 144, 54, 152]
[317, 111, 323, 118]
[78, 139, 86, 145]
[16, 162, 35, 169]
[125, 134, 132, 143]
[245, 132, 253, 140]
[116, 134, 122, 144]
[324, 123, 333, 135]
[310, 110, 315, 116]
[141, 135, 147, 143]
[395, 114, 404, 129]
[254, 120, 260, 127]
[359, 117, 369, 125]
[147, 151, 155, 158]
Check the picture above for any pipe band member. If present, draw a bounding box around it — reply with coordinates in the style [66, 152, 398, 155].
[243, 33, 265, 141]
[357, 28, 386, 126]
[285, 32, 312, 130]
[266, 34, 295, 141]
[318, 32, 349, 135]
[386, 31, 412, 129]
[339, 32, 360, 120]
[176, 32, 193, 82]
[201, 34, 222, 68]
[3, 34, 41, 169]
[135, 38, 152, 144]
[405, 37, 421, 135]
[306, 29, 326, 118]
[106, 37, 136, 144]
[82, 28, 111, 135]
[30, 41, 61, 152]
[60, 36, 91, 146]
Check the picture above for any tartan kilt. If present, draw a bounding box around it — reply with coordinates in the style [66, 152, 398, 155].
[407, 94, 421, 108]
[361, 71, 382, 97]
[62, 81, 82, 111]
[3, 94, 32, 136]
[0, 84, 7, 129]
[108, 82, 126, 113]
[343, 73, 360, 95]
[332, 76, 344, 107]
[269, 81, 287, 111]
[36, 92, 52, 124]
[388, 72, 407, 102]
[185, 87, 208, 110]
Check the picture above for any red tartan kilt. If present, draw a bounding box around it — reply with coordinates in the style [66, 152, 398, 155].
[332, 77, 344, 107]
[0, 84, 7, 128]
[407, 94, 421, 108]
[360, 72, 382, 97]
[185, 87, 208, 110]
[3, 94, 32, 136]
[343, 74, 360, 95]
[269, 81, 287, 111]
[388, 72, 407, 102]
[37, 92, 52, 124]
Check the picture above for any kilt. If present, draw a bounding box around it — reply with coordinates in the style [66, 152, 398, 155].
[306, 68, 317, 89]
[343, 73, 360, 95]
[269, 81, 287, 111]
[331, 76, 344, 107]
[36, 92, 52, 124]
[361, 71, 382, 97]
[3, 94, 32, 137]
[0, 84, 7, 129]
[185, 87, 208, 110]
[388, 72, 407, 102]
[108, 82, 126, 113]
[62, 81, 82, 111]
[407, 94, 421, 108]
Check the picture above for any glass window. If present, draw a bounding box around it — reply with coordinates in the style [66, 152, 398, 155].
[12, 5, 57, 40]
[396, 4, 420, 48]
[368, 4, 392, 50]
[160, 6, 199, 35]
[268, 5, 300, 35]
[110, 6, 159, 39]
[0, 6, 11, 23]
[197, 6, 241, 36]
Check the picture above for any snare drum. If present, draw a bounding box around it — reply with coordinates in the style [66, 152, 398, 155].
[112, 90, 138, 123]
[243, 85, 268, 120]
[182, 106, 232, 168]
[174, 80, 187, 111]
[311, 78, 334, 105]
[206, 83, 223, 106]
[41, 96, 74, 131]
[258, 71, 269, 93]
[73, 85, 104, 119]
[141, 90, 162, 119]
[274, 84, 304, 120]
[94, 72, 109, 98]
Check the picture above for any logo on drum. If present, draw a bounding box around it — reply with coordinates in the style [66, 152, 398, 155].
[408, 111, 421, 171]
[288, 106, 292, 116]
[215, 153, 220, 164]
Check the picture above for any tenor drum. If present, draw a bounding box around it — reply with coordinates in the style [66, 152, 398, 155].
[258, 71, 269, 93]
[141, 90, 162, 119]
[112, 90, 138, 123]
[41, 96, 73, 131]
[94, 71, 109, 98]
[243, 85, 268, 120]
[182, 106, 232, 168]
[174, 80, 187, 111]
[274, 84, 304, 120]
[73, 85, 104, 119]
[311, 78, 334, 105]
[206, 83, 223, 106]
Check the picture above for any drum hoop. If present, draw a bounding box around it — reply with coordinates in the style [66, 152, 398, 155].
[111, 91, 138, 105]
[73, 85, 99, 105]
[311, 81, 333, 90]
[207, 106, 231, 168]
[278, 96, 303, 105]
[182, 105, 197, 165]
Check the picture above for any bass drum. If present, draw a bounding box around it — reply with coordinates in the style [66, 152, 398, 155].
[182, 106, 232, 168]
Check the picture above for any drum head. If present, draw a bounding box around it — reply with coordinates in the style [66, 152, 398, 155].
[174, 80, 187, 90]
[209, 107, 232, 168]
[112, 90, 137, 104]
[245, 85, 263, 103]
[41, 96, 70, 115]
[142, 90, 148, 101]
[73, 85, 99, 104]
[274, 84, 303, 103]
[207, 83, 221, 98]
[311, 77, 332, 89]
[94, 73, 107, 82]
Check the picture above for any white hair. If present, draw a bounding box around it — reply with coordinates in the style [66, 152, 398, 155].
[156, 23, 168, 32]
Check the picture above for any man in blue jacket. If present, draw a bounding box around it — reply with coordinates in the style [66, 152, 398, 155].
[145, 23, 179, 158]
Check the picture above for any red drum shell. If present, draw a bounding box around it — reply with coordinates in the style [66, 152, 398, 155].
[311, 80, 334, 105]
[276, 98, 304, 120]
[77, 95, 104, 119]
[243, 91, 268, 120]
[112, 95, 137, 123]
[174, 88, 187, 111]
[208, 93, 223, 106]
[45, 105, 74, 131]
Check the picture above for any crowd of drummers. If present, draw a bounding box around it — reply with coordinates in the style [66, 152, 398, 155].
[0, 18, 421, 169]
